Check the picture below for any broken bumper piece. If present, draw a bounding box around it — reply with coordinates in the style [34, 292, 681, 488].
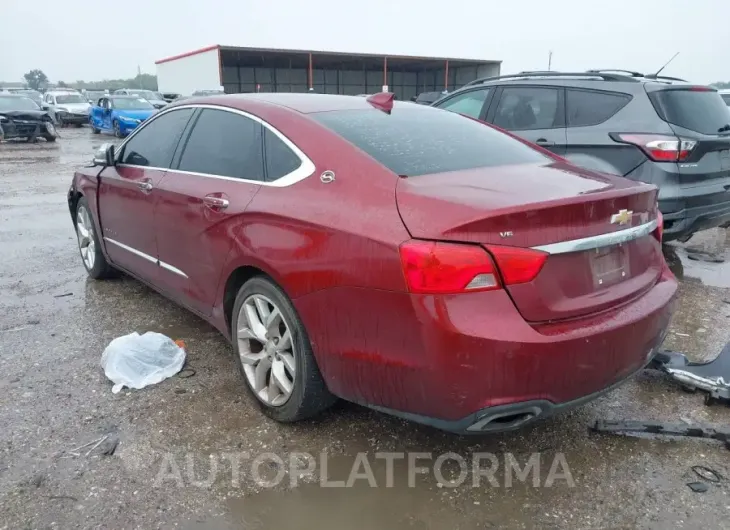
[650, 341, 730, 403]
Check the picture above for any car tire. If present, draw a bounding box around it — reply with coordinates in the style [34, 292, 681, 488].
[231, 276, 336, 422]
[90, 117, 100, 134]
[75, 197, 115, 280]
[113, 120, 123, 138]
[43, 135, 57, 143]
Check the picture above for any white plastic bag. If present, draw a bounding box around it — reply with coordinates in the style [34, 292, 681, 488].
[101, 332, 186, 394]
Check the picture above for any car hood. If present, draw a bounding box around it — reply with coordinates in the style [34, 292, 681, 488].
[115, 109, 156, 120]
[0, 109, 51, 121]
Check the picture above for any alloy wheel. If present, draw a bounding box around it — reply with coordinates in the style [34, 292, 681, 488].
[237, 294, 296, 406]
[76, 205, 96, 270]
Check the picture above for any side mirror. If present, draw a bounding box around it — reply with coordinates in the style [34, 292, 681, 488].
[93, 143, 115, 167]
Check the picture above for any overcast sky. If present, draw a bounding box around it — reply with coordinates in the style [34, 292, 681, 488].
[1, 0, 727, 84]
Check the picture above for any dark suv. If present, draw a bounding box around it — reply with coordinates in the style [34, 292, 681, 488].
[432, 70, 730, 241]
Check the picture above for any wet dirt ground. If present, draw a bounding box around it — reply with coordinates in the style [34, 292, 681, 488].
[1, 128, 730, 529]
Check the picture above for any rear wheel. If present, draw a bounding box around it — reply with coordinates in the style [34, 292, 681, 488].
[231, 276, 335, 422]
[75, 197, 115, 279]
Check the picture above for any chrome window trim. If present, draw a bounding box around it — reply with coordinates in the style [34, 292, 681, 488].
[114, 103, 315, 188]
[104, 237, 188, 278]
[531, 219, 658, 255]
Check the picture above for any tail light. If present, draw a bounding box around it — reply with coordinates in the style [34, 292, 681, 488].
[654, 210, 664, 243]
[399, 240, 547, 294]
[612, 133, 697, 162]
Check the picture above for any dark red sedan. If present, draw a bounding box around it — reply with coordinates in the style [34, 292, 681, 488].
[68, 93, 677, 433]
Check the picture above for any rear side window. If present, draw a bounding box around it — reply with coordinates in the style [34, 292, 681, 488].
[120, 108, 194, 168]
[436, 89, 490, 119]
[263, 128, 301, 181]
[178, 109, 264, 180]
[312, 107, 550, 177]
[566, 89, 631, 127]
[493, 87, 560, 130]
[721, 94, 730, 106]
[649, 89, 730, 135]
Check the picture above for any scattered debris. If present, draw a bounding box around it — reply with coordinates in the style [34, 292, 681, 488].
[649, 342, 730, 405]
[66, 433, 119, 457]
[99, 435, 119, 456]
[177, 369, 195, 379]
[692, 465, 722, 483]
[0, 325, 31, 333]
[174, 388, 187, 394]
[101, 332, 186, 393]
[45, 495, 78, 502]
[591, 420, 730, 450]
[85, 435, 109, 456]
[53, 292, 73, 298]
[687, 482, 709, 493]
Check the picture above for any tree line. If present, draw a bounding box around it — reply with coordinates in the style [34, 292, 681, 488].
[17, 69, 157, 91]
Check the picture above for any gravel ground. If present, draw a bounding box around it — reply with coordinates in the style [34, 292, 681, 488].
[1, 128, 729, 530]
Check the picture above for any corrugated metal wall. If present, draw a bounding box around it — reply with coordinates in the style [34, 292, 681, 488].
[220, 63, 500, 100]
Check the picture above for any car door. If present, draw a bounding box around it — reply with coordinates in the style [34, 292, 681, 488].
[102, 98, 114, 129]
[486, 85, 567, 155]
[154, 107, 266, 316]
[97, 107, 195, 284]
[91, 98, 104, 128]
[433, 87, 493, 120]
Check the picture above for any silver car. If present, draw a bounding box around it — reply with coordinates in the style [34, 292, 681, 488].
[43, 90, 91, 127]
[113, 89, 167, 109]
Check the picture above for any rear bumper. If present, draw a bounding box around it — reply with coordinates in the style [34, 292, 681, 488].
[296, 265, 677, 433]
[57, 113, 88, 125]
[660, 199, 730, 240]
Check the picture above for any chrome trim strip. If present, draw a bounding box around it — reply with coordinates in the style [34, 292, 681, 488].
[159, 260, 188, 278]
[104, 237, 157, 263]
[113, 103, 315, 188]
[532, 220, 658, 255]
[104, 237, 188, 279]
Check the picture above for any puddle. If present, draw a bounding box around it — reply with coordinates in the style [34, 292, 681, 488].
[225, 452, 573, 530]
[664, 229, 730, 289]
[677, 251, 730, 288]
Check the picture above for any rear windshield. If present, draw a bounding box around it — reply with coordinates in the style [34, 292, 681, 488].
[649, 89, 730, 135]
[312, 107, 550, 176]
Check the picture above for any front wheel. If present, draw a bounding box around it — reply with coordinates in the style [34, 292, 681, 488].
[232, 276, 335, 422]
[75, 197, 115, 279]
[113, 120, 123, 138]
[90, 117, 100, 134]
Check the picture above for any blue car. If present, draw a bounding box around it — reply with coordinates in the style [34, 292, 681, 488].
[89, 95, 157, 137]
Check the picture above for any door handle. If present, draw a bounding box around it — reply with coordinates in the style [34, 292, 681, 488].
[535, 138, 555, 147]
[203, 195, 229, 210]
[137, 179, 153, 193]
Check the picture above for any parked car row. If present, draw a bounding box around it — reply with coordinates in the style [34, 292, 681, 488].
[69, 89, 679, 433]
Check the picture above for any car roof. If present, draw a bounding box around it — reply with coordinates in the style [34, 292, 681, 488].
[177, 93, 422, 114]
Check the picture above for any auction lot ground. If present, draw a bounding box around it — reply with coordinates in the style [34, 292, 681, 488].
[1, 128, 730, 529]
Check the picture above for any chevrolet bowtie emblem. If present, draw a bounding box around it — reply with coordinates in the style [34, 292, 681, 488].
[610, 209, 633, 225]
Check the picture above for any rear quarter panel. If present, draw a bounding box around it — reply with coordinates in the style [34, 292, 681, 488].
[211, 106, 411, 331]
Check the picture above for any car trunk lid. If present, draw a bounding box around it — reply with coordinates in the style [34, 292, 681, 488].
[396, 161, 663, 322]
